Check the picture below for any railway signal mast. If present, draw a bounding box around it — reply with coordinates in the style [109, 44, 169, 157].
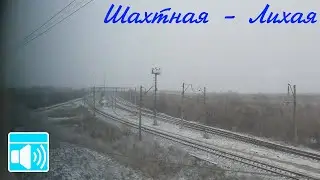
[152, 67, 161, 126]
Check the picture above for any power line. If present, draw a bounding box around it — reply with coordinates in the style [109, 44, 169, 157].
[22, 0, 95, 47]
[23, 0, 77, 42]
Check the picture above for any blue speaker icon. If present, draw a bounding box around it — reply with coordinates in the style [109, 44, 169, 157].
[8, 132, 49, 172]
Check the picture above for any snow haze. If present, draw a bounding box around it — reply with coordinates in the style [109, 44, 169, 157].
[3, 0, 320, 93]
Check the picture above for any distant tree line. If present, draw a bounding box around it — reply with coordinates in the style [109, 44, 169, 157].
[6, 87, 86, 109]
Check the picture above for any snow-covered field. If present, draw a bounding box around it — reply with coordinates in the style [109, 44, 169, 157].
[99, 104, 320, 179]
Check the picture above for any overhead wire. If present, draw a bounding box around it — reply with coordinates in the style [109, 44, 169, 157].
[19, 2, 290, 177]
[182, 83, 205, 102]
[23, 0, 77, 42]
[2, 0, 95, 70]
[22, 0, 96, 47]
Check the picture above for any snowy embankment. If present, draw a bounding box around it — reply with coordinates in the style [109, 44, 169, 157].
[99, 104, 320, 179]
[21, 142, 147, 180]
[91, 107, 270, 179]
[96, 107, 274, 179]
[30, 100, 236, 180]
[34, 98, 83, 112]
[17, 100, 146, 180]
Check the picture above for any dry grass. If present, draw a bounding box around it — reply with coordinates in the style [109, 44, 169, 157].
[40, 104, 239, 179]
[11, 102, 264, 179]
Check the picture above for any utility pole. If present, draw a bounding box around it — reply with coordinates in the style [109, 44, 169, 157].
[152, 67, 161, 125]
[224, 93, 228, 115]
[180, 83, 185, 128]
[93, 86, 96, 117]
[204, 87, 206, 105]
[204, 87, 207, 126]
[287, 83, 298, 143]
[112, 87, 115, 109]
[203, 87, 209, 139]
[115, 87, 118, 109]
[134, 87, 137, 105]
[111, 88, 113, 109]
[103, 73, 106, 97]
[293, 85, 297, 143]
[139, 86, 143, 141]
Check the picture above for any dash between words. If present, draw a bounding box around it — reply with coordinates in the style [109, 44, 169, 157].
[103, 4, 318, 24]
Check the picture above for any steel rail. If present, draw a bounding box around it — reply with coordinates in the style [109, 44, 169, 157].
[115, 97, 320, 162]
[33, 98, 83, 112]
[91, 105, 316, 180]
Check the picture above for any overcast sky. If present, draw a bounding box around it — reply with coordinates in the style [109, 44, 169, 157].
[3, 0, 320, 93]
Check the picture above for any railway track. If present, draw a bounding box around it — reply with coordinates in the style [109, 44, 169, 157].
[114, 96, 320, 162]
[91, 104, 317, 180]
[34, 98, 83, 112]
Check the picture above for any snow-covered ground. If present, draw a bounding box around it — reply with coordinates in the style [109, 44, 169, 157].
[47, 117, 76, 121]
[117, 101, 320, 161]
[116, 96, 320, 156]
[99, 104, 320, 179]
[88, 107, 273, 179]
[38, 98, 84, 114]
[39, 99, 244, 180]
[42, 97, 319, 179]
[22, 142, 149, 180]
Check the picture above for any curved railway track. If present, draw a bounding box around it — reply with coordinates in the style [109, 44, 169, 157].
[34, 98, 83, 112]
[114, 96, 320, 162]
[90, 103, 317, 180]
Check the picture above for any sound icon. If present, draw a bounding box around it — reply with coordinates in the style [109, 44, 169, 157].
[33, 145, 47, 169]
[8, 132, 49, 172]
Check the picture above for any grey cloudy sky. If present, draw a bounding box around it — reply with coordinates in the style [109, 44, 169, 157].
[3, 0, 320, 93]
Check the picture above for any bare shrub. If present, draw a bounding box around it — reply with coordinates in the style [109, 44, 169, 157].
[107, 135, 232, 180]
[120, 123, 132, 136]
